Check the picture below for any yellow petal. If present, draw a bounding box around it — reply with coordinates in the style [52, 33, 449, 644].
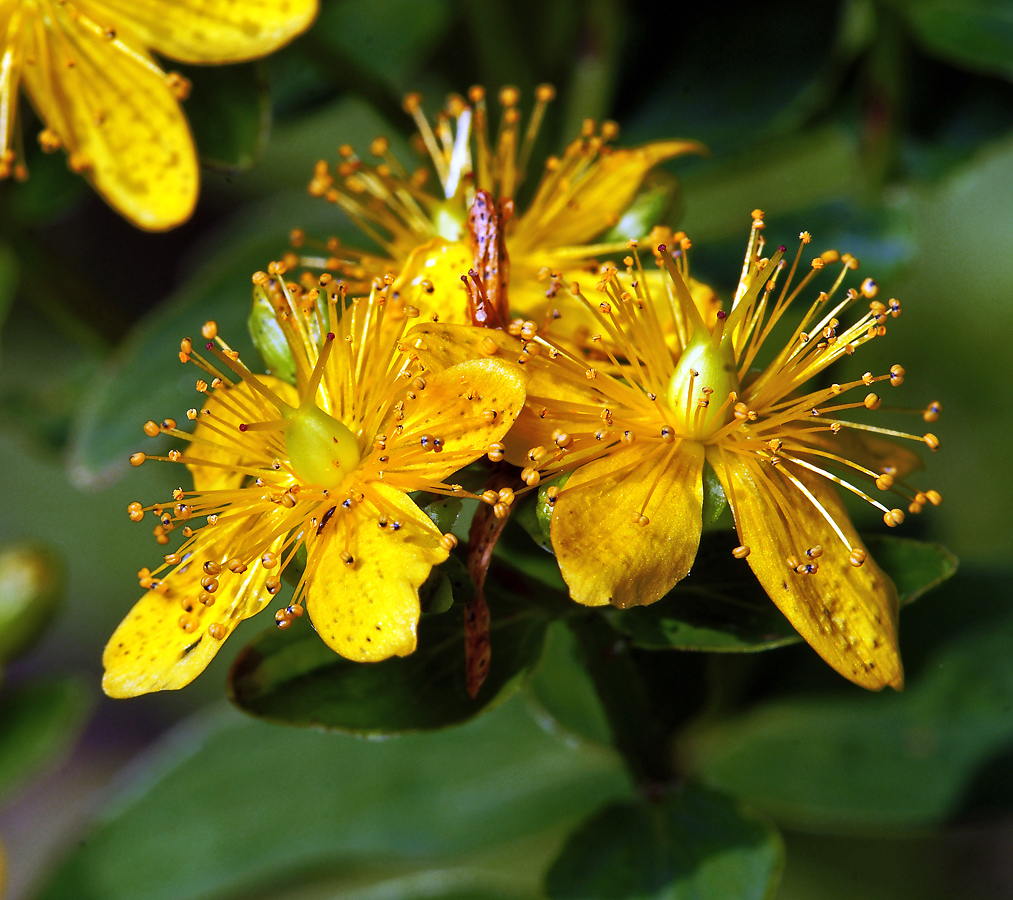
[407, 323, 586, 465]
[95, 0, 318, 63]
[385, 355, 527, 485]
[20, 11, 197, 229]
[393, 238, 473, 324]
[306, 484, 447, 662]
[552, 440, 705, 608]
[102, 528, 285, 697]
[183, 376, 297, 492]
[512, 139, 704, 253]
[709, 447, 902, 690]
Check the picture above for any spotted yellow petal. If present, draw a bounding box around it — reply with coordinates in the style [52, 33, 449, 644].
[306, 484, 447, 662]
[709, 448, 902, 690]
[393, 238, 473, 324]
[383, 356, 527, 486]
[407, 322, 600, 466]
[20, 7, 197, 229]
[552, 439, 705, 608]
[102, 527, 285, 697]
[92, 0, 318, 64]
[183, 376, 297, 491]
[512, 139, 705, 253]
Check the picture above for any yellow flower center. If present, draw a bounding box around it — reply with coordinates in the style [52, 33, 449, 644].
[284, 403, 361, 489]
[666, 325, 740, 440]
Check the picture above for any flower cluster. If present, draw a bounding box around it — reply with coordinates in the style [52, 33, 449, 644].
[106, 90, 942, 696]
[104, 270, 526, 697]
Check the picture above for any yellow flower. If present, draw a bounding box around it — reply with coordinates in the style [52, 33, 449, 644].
[299, 85, 703, 324]
[0, 0, 318, 229]
[416, 212, 942, 690]
[103, 267, 526, 698]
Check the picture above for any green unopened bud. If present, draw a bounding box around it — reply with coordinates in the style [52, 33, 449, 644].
[0, 542, 62, 663]
[666, 329, 739, 439]
[285, 403, 361, 489]
[601, 170, 681, 243]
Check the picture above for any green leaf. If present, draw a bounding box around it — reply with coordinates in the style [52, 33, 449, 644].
[0, 678, 91, 802]
[679, 128, 863, 244]
[68, 192, 351, 486]
[38, 697, 632, 900]
[527, 620, 612, 746]
[0, 542, 62, 663]
[228, 581, 550, 733]
[544, 787, 783, 900]
[606, 533, 957, 653]
[681, 568, 1013, 832]
[893, 0, 1013, 81]
[177, 62, 271, 172]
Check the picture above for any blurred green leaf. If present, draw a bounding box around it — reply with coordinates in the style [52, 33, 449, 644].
[605, 534, 956, 653]
[0, 301, 99, 453]
[2, 143, 87, 225]
[527, 620, 612, 746]
[313, 0, 453, 93]
[0, 542, 62, 663]
[177, 62, 271, 172]
[0, 243, 18, 331]
[232, 95, 408, 194]
[679, 126, 864, 244]
[893, 0, 1013, 81]
[625, 0, 848, 160]
[544, 787, 783, 900]
[229, 581, 550, 733]
[68, 192, 350, 486]
[0, 678, 91, 802]
[557, 0, 624, 139]
[681, 568, 1013, 832]
[38, 697, 632, 900]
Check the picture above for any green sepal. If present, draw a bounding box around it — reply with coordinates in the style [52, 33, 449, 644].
[701, 459, 728, 527]
[600, 169, 682, 243]
[423, 496, 464, 534]
[247, 285, 297, 385]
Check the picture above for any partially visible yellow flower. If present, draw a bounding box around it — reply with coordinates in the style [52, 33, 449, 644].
[103, 268, 526, 697]
[300, 85, 703, 323]
[416, 212, 942, 690]
[0, 0, 318, 229]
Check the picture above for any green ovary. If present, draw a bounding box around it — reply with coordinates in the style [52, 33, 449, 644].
[666, 333, 740, 439]
[285, 403, 361, 488]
